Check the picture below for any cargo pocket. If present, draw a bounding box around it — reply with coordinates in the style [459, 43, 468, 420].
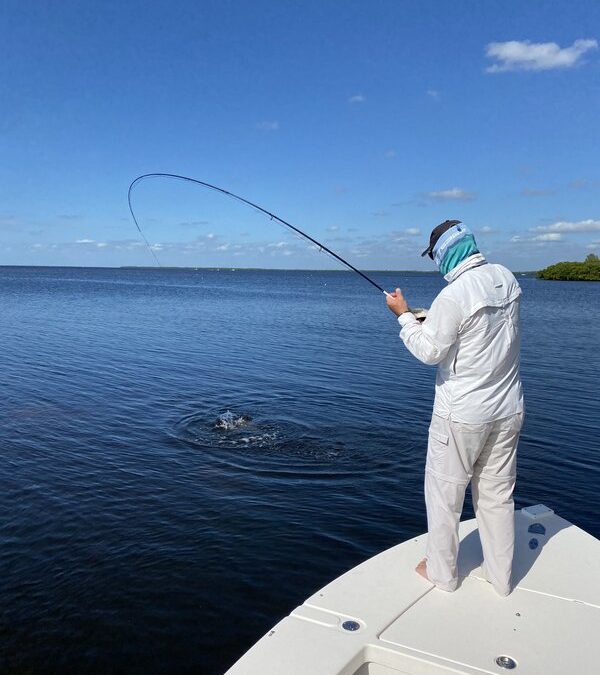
[429, 428, 449, 445]
[426, 424, 449, 474]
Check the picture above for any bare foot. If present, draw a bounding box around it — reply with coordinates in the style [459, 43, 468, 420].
[415, 558, 430, 581]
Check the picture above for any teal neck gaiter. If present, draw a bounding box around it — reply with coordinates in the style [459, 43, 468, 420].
[438, 235, 479, 276]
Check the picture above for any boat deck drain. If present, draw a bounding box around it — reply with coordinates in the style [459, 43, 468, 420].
[495, 655, 517, 669]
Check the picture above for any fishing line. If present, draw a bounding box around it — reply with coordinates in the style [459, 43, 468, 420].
[127, 172, 390, 296]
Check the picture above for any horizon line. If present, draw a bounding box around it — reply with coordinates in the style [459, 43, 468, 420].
[0, 264, 537, 274]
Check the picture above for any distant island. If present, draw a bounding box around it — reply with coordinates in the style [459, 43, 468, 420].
[537, 253, 600, 281]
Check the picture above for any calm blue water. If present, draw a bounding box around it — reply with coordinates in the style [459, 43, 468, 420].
[1, 266, 598, 674]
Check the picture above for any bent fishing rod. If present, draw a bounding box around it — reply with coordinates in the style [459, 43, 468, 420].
[127, 172, 391, 296]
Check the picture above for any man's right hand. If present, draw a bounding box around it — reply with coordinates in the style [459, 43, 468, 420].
[386, 287, 410, 317]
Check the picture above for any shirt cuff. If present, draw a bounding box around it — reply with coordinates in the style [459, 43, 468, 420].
[397, 311, 418, 328]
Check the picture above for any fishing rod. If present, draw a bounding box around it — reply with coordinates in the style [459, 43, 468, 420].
[127, 173, 390, 296]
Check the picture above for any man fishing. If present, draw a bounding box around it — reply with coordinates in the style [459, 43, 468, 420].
[386, 220, 524, 597]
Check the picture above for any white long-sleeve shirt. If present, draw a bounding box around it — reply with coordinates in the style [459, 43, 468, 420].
[398, 254, 524, 424]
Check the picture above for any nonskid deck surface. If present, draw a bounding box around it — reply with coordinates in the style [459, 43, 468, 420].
[226, 506, 600, 674]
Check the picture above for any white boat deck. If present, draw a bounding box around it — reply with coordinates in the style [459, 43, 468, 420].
[226, 505, 600, 674]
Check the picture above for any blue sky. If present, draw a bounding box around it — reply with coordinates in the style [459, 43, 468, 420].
[1, 0, 599, 270]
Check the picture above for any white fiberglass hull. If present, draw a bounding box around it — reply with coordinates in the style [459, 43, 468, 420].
[226, 505, 600, 675]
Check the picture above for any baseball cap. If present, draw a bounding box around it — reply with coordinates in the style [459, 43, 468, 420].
[421, 219, 462, 259]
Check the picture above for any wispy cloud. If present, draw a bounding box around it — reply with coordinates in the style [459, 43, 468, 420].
[426, 89, 440, 100]
[15, 227, 457, 269]
[178, 220, 210, 228]
[384, 149, 397, 158]
[325, 235, 354, 244]
[533, 232, 563, 242]
[521, 188, 556, 197]
[511, 232, 563, 243]
[485, 39, 598, 73]
[478, 225, 497, 234]
[73, 238, 145, 249]
[426, 188, 475, 201]
[0, 214, 22, 230]
[35, 234, 307, 260]
[568, 179, 600, 190]
[535, 219, 600, 233]
[256, 120, 279, 131]
[510, 219, 600, 245]
[389, 228, 422, 243]
[348, 94, 365, 104]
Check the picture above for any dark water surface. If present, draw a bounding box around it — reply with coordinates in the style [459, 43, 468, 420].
[1, 267, 598, 674]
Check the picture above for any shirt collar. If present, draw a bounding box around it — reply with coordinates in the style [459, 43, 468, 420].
[444, 253, 487, 283]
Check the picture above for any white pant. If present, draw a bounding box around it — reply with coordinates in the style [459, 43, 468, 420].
[424, 412, 523, 596]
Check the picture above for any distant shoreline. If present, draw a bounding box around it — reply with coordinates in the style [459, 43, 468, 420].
[0, 265, 538, 276]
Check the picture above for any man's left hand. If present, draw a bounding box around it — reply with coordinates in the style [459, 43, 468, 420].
[386, 287, 410, 317]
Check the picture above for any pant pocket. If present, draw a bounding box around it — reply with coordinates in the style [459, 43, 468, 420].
[429, 428, 449, 445]
[426, 424, 449, 469]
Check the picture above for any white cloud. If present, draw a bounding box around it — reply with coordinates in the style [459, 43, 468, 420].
[404, 227, 421, 236]
[426, 188, 475, 201]
[427, 89, 439, 99]
[327, 224, 340, 232]
[534, 232, 563, 242]
[511, 233, 563, 243]
[76, 238, 94, 243]
[348, 94, 365, 103]
[479, 226, 497, 234]
[256, 120, 279, 131]
[535, 219, 600, 233]
[485, 39, 598, 73]
[384, 149, 397, 158]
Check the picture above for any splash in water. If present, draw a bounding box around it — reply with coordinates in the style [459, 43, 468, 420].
[171, 407, 394, 472]
[213, 410, 253, 431]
